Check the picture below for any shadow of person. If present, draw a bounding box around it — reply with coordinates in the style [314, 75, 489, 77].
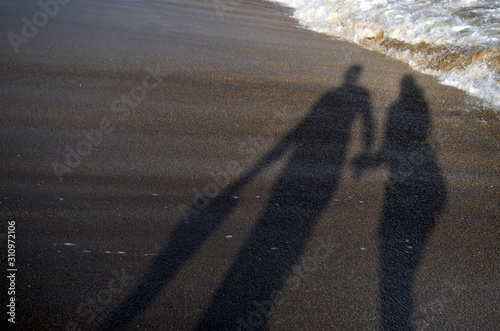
[195, 65, 374, 330]
[353, 75, 446, 330]
[103, 65, 374, 330]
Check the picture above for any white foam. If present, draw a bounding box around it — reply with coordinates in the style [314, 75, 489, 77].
[273, 0, 499, 47]
[270, 0, 500, 110]
[439, 63, 500, 110]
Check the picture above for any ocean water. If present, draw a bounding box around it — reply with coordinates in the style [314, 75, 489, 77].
[269, 0, 500, 110]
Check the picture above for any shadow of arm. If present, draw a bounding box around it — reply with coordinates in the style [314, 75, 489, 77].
[102, 120, 297, 330]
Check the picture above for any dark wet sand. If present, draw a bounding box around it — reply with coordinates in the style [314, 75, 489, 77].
[1, 0, 498, 330]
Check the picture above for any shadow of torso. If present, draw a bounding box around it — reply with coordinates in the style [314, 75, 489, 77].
[197, 83, 373, 330]
[378, 80, 446, 330]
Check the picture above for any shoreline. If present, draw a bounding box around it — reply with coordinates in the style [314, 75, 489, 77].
[270, 0, 500, 111]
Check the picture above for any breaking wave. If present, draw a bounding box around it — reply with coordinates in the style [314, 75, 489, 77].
[270, 0, 500, 110]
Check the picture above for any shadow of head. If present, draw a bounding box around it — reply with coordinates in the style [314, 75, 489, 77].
[392, 75, 430, 143]
[344, 64, 362, 85]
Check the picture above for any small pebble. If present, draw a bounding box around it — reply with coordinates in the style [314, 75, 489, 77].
[63, 243, 75, 246]
[225, 235, 233, 238]
[271, 247, 278, 250]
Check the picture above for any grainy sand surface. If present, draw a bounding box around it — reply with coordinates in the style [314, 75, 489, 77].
[1, 0, 498, 330]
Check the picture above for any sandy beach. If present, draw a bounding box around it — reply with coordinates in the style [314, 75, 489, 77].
[1, 0, 498, 329]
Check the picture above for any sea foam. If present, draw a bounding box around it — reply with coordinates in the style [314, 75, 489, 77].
[269, 0, 500, 110]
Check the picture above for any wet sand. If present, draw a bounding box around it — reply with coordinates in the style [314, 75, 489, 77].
[1, 0, 498, 330]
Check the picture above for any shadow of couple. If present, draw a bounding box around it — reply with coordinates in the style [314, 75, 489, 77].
[103, 65, 446, 331]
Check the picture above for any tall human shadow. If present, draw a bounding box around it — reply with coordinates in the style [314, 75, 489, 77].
[195, 65, 374, 330]
[103, 65, 374, 330]
[353, 75, 446, 330]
